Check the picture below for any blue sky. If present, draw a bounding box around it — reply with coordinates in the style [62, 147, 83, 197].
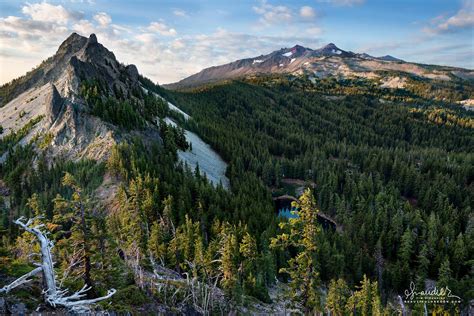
[0, 0, 472, 84]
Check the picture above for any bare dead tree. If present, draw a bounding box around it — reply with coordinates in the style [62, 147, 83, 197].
[183, 259, 225, 315]
[58, 244, 84, 288]
[0, 217, 116, 313]
[148, 256, 226, 314]
[0, 267, 43, 294]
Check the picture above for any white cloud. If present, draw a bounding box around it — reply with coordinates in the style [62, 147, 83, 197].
[173, 9, 188, 18]
[423, 2, 474, 34]
[69, 0, 96, 4]
[0, 2, 324, 85]
[253, 0, 292, 26]
[94, 12, 112, 27]
[305, 26, 322, 36]
[300, 6, 316, 19]
[73, 19, 95, 35]
[171, 39, 186, 49]
[147, 22, 177, 36]
[135, 33, 155, 44]
[21, 2, 82, 24]
[1, 16, 55, 34]
[318, 0, 365, 6]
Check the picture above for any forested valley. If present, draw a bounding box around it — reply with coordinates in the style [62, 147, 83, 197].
[160, 76, 473, 313]
[0, 72, 472, 314]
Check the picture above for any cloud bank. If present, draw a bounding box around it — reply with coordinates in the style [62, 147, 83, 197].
[0, 1, 323, 84]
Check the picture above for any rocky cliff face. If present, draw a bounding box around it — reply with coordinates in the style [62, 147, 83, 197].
[1, 33, 143, 104]
[0, 33, 152, 162]
[45, 84, 64, 125]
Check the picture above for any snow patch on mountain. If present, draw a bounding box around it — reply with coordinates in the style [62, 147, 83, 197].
[142, 86, 229, 187]
[282, 52, 293, 57]
[141, 85, 190, 120]
[167, 101, 190, 120]
[163, 117, 230, 189]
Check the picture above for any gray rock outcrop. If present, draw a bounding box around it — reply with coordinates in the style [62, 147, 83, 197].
[45, 84, 64, 125]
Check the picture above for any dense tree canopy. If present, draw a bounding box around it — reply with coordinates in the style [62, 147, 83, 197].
[0, 75, 472, 313]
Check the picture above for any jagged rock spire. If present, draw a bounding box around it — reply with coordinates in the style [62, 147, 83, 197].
[46, 84, 64, 125]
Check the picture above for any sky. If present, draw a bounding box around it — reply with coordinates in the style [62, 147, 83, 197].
[0, 0, 472, 84]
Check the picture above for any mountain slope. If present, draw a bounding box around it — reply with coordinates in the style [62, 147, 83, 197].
[0, 33, 155, 162]
[0, 32, 473, 315]
[166, 43, 473, 89]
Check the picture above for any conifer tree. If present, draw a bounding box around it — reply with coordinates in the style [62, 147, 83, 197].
[326, 278, 350, 316]
[219, 225, 239, 294]
[438, 257, 453, 289]
[346, 275, 383, 316]
[53, 173, 97, 296]
[270, 188, 321, 313]
[415, 244, 430, 289]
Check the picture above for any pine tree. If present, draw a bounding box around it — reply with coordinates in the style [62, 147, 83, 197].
[452, 233, 466, 277]
[415, 244, 430, 289]
[326, 278, 350, 316]
[148, 221, 167, 262]
[53, 173, 97, 296]
[437, 257, 452, 289]
[107, 186, 144, 262]
[219, 225, 239, 293]
[397, 228, 414, 289]
[270, 188, 321, 313]
[168, 215, 202, 270]
[239, 231, 257, 260]
[239, 231, 258, 295]
[346, 275, 383, 316]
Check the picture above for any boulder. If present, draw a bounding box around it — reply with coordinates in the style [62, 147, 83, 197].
[9, 302, 26, 315]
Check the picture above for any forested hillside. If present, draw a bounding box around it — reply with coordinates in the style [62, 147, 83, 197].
[0, 33, 472, 314]
[160, 77, 473, 312]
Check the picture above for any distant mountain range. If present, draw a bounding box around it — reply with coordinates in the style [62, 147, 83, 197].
[165, 43, 473, 89]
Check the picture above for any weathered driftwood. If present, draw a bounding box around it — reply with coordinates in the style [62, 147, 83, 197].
[0, 216, 116, 313]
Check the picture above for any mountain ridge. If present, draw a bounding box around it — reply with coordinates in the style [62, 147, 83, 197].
[164, 42, 473, 89]
[0, 32, 159, 163]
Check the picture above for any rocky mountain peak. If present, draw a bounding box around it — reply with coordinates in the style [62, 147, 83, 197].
[289, 44, 311, 56]
[54, 33, 112, 68]
[88, 33, 98, 44]
[290, 44, 309, 52]
[314, 43, 346, 56]
[323, 43, 338, 49]
[0, 32, 148, 163]
[55, 32, 88, 57]
[378, 55, 403, 62]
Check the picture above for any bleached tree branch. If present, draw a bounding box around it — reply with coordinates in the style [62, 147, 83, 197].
[0, 266, 43, 294]
[1, 217, 116, 313]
